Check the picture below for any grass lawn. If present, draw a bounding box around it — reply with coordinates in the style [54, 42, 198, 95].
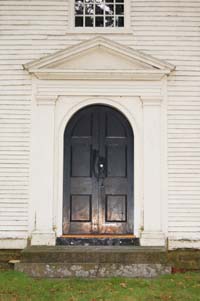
[0, 271, 199, 301]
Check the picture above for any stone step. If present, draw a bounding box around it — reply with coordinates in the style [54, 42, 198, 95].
[20, 246, 168, 264]
[13, 246, 172, 278]
[15, 262, 171, 278]
[12, 247, 200, 278]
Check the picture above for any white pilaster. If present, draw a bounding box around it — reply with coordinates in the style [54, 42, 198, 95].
[30, 97, 56, 246]
[140, 97, 165, 247]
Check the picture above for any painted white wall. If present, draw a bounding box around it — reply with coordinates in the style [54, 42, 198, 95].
[0, 0, 200, 248]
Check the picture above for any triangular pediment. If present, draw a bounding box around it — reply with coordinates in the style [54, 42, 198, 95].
[51, 47, 154, 71]
[24, 36, 175, 80]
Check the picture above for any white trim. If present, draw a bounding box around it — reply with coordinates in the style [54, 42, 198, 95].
[0, 239, 27, 249]
[68, 0, 131, 33]
[25, 37, 173, 246]
[161, 76, 168, 236]
[140, 95, 166, 246]
[35, 96, 57, 106]
[24, 36, 175, 72]
[54, 96, 143, 238]
[29, 88, 167, 244]
[168, 239, 200, 250]
[30, 95, 56, 246]
[24, 36, 175, 86]
[31, 231, 56, 246]
[30, 70, 170, 81]
[141, 96, 162, 106]
[140, 232, 166, 247]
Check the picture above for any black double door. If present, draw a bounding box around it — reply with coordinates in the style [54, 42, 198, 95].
[63, 105, 134, 235]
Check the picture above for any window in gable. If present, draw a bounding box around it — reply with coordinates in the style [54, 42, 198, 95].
[75, 0, 124, 28]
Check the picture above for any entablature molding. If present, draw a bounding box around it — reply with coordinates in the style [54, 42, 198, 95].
[140, 96, 163, 106]
[24, 36, 175, 81]
[35, 96, 58, 105]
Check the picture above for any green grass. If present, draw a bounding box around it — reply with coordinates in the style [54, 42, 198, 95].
[0, 271, 199, 301]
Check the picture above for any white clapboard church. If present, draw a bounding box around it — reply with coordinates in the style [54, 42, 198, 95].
[1, 0, 200, 251]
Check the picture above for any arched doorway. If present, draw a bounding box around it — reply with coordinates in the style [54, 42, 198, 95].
[63, 105, 134, 235]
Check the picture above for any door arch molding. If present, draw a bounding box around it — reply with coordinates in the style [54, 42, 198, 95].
[59, 97, 139, 142]
[63, 104, 134, 235]
[55, 96, 142, 238]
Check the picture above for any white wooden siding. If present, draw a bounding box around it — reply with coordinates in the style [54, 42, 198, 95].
[130, 0, 200, 239]
[0, 0, 200, 241]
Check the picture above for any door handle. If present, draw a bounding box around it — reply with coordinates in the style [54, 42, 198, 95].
[98, 156, 106, 178]
[92, 149, 99, 179]
[92, 150, 106, 179]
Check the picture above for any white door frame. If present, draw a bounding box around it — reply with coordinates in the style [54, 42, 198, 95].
[26, 36, 173, 247]
[29, 79, 167, 247]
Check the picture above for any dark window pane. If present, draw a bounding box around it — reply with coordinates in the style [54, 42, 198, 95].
[95, 16, 104, 27]
[105, 0, 114, 2]
[116, 16, 124, 27]
[85, 16, 94, 26]
[116, 0, 124, 2]
[75, 16, 84, 27]
[85, 4, 94, 14]
[116, 4, 124, 15]
[105, 4, 114, 15]
[95, 4, 104, 14]
[75, 0, 84, 15]
[105, 16, 114, 27]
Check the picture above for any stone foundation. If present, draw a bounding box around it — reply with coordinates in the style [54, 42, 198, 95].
[15, 262, 171, 278]
[0, 250, 21, 271]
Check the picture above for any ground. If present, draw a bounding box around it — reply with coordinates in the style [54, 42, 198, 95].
[0, 271, 199, 301]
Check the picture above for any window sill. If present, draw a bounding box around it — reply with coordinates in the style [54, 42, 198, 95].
[65, 28, 133, 35]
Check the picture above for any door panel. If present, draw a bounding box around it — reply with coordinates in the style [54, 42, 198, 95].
[71, 144, 91, 177]
[106, 113, 126, 138]
[104, 178, 128, 194]
[106, 145, 127, 177]
[70, 195, 91, 222]
[63, 105, 134, 235]
[70, 178, 92, 194]
[106, 195, 127, 222]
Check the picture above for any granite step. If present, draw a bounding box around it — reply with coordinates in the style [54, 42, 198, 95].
[19, 246, 168, 264]
[14, 246, 172, 278]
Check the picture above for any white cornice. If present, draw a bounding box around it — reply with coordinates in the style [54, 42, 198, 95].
[24, 36, 175, 71]
[141, 96, 163, 106]
[31, 69, 170, 81]
[24, 36, 175, 81]
[35, 96, 57, 105]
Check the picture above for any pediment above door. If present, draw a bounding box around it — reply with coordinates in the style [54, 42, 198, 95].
[24, 36, 175, 80]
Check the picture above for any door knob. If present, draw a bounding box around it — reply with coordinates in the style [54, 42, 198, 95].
[99, 157, 106, 178]
[92, 150, 106, 179]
